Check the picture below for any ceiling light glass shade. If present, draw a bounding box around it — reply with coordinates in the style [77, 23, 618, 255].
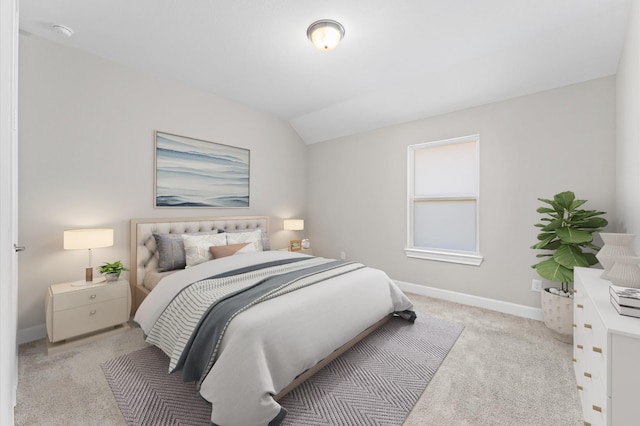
[283, 219, 304, 231]
[307, 20, 345, 51]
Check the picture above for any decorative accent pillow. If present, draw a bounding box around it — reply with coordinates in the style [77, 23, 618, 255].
[153, 230, 221, 271]
[209, 242, 257, 259]
[153, 233, 187, 271]
[182, 233, 228, 267]
[224, 229, 264, 251]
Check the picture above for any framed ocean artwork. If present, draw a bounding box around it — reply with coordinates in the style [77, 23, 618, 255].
[154, 131, 250, 207]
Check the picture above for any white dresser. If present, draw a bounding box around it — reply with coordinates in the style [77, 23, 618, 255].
[45, 279, 131, 354]
[573, 267, 640, 426]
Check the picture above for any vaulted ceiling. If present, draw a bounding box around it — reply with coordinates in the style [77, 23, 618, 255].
[19, 0, 632, 144]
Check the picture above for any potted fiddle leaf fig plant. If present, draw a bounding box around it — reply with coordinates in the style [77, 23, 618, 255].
[98, 260, 129, 282]
[531, 190, 608, 340]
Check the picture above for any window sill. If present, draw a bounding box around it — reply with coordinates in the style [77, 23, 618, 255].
[404, 248, 483, 266]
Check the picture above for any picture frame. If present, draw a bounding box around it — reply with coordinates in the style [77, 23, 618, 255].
[289, 239, 302, 252]
[154, 131, 250, 208]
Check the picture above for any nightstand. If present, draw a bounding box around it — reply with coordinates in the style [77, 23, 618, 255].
[45, 279, 131, 354]
[278, 248, 314, 255]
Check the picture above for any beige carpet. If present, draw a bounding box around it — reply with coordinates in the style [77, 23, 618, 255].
[15, 293, 583, 425]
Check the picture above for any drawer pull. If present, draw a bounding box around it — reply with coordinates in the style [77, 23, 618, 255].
[577, 385, 583, 390]
[584, 422, 591, 426]
[89, 310, 96, 316]
[584, 372, 592, 378]
[577, 304, 584, 308]
[577, 344, 583, 349]
[572, 323, 577, 328]
[592, 405, 602, 413]
[584, 324, 592, 329]
[90, 294, 97, 299]
[593, 347, 602, 354]
[572, 358, 577, 363]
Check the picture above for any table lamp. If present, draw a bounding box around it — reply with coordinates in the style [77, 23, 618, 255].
[64, 228, 114, 284]
[284, 219, 305, 251]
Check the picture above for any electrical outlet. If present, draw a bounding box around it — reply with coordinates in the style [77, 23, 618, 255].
[531, 279, 542, 292]
[340, 251, 346, 260]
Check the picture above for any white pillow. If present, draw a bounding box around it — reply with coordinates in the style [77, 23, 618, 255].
[225, 229, 264, 251]
[182, 233, 228, 267]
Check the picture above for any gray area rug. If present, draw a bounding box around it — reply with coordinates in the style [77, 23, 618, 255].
[101, 314, 464, 426]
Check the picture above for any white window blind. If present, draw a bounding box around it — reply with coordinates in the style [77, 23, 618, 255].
[406, 135, 483, 265]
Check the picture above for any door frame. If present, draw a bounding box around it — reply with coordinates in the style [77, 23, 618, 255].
[0, 0, 19, 423]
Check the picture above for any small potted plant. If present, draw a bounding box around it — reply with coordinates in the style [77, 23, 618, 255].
[98, 260, 129, 282]
[531, 190, 608, 340]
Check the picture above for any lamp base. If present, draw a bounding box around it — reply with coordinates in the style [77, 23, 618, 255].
[71, 277, 105, 287]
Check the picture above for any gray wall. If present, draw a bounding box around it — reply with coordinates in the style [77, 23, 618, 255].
[18, 35, 308, 332]
[17, 32, 620, 335]
[617, 0, 640, 251]
[307, 76, 616, 309]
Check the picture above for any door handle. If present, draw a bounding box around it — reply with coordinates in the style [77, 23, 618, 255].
[13, 244, 25, 252]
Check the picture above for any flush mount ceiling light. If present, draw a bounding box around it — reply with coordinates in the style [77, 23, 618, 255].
[52, 24, 74, 37]
[307, 19, 345, 51]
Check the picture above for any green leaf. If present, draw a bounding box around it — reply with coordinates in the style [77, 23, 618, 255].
[583, 252, 599, 266]
[534, 258, 574, 283]
[553, 244, 590, 269]
[541, 218, 563, 231]
[570, 199, 587, 210]
[531, 235, 556, 249]
[585, 242, 602, 251]
[553, 191, 575, 209]
[556, 227, 593, 244]
[574, 217, 608, 229]
[537, 198, 555, 206]
[536, 207, 558, 214]
[540, 239, 561, 251]
[537, 232, 555, 241]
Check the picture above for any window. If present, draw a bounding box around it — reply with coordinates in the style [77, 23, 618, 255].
[406, 135, 483, 265]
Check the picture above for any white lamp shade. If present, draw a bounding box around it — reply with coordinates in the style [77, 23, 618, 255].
[64, 228, 114, 250]
[283, 219, 304, 231]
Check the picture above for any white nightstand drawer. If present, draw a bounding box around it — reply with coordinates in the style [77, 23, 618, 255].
[52, 282, 127, 311]
[51, 297, 128, 342]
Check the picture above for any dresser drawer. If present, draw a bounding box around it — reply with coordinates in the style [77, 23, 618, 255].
[581, 305, 608, 395]
[51, 297, 128, 342]
[582, 384, 608, 426]
[52, 282, 127, 311]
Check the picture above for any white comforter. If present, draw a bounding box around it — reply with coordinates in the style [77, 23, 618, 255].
[134, 250, 413, 426]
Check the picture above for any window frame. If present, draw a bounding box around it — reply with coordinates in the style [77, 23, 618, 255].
[406, 134, 483, 266]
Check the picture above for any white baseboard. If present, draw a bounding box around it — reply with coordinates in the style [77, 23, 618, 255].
[394, 280, 544, 321]
[17, 323, 46, 345]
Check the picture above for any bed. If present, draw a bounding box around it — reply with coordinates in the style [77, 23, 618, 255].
[131, 216, 415, 426]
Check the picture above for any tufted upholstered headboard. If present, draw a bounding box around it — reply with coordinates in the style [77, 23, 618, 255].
[129, 215, 270, 313]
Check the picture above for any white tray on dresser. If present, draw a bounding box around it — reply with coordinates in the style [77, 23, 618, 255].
[573, 267, 640, 426]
